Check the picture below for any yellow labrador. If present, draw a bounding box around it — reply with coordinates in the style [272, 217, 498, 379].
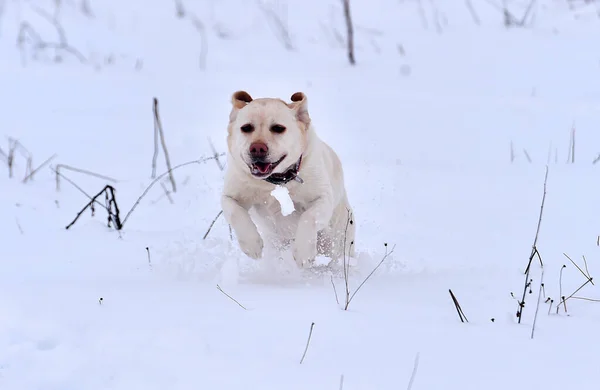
[221, 90, 355, 267]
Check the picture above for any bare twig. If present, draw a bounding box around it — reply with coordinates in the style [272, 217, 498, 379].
[563, 253, 594, 285]
[510, 141, 515, 163]
[556, 265, 566, 314]
[299, 322, 315, 364]
[208, 137, 225, 171]
[331, 275, 340, 305]
[556, 278, 594, 312]
[339, 374, 344, 390]
[407, 352, 420, 390]
[465, 0, 481, 25]
[341, 0, 356, 65]
[523, 149, 532, 163]
[345, 243, 395, 310]
[0, 146, 7, 165]
[203, 210, 223, 240]
[257, 0, 294, 51]
[570, 296, 600, 303]
[449, 289, 469, 323]
[531, 269, 544, 339]
[174, 0, 186, 18]
[18, 6, 87, 65]
[52, 167, 109, 212]
[153, 98, 176, 192]
[15, 218, 24, 235]
[159, 181, 174, 204]
[216, 284, 247, 310]
[65, 185, 122, 230]
[122, 155, 222, 227]
[523, 166, 549, 274]
[55, 163, 117, 191]
[546, 298, 554, 315]
[342, 209, 352, 307]
[189, 15, 209, 70]
[23, 153, 57, 183]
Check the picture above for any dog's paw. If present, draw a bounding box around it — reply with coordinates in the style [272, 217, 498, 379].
[238, 234, 264, 260]
[293, 227, 317, 268]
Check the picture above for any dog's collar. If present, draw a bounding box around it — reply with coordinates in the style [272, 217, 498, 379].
[264, 155, 304, 185]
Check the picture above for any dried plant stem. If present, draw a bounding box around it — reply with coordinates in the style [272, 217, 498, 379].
[122, 155, 222, 227]
[203, 210, 223, 240]
[23, 153, 57, 183]
[345, 243, 395, 310]
[53, 168, 108, 212]
[449, 289, 469, 323]
[407, 352, 420, 390]
[299, 322, 315, 364]
[216, 284, 247, 310]
[65, 185, 122, 230]
[518, 166, 549, 324]
[531, 269, 544, 339]
[342, 210, 352, 307]
[153, 97, 176, 192]
[55, 163, 117, 191]
[331, 276, 340, 305]
[563, 253, 594, 285]
[341, 0, 356, 65]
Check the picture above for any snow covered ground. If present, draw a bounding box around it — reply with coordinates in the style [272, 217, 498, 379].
[2, 0, 600, 388]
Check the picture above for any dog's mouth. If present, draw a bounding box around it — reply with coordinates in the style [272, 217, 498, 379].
[249, 155, 286, 178]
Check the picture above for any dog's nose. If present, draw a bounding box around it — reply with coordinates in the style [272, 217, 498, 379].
[249, 142, 268, 158]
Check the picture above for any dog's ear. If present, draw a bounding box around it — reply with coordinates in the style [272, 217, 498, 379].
[288, 92, 310, 128]
[229, 90, 253, 122]
[232, 90, 253, 109]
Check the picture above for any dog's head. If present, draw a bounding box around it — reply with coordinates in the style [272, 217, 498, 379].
[227, 90, 311, 180]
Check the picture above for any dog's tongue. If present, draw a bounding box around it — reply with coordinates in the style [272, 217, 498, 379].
[255, 162, 271, 174]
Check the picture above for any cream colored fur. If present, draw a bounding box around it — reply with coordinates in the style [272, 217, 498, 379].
[221, 90, 355, 267]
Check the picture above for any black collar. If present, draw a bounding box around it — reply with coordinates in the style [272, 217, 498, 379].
[264, 156, 304, 185]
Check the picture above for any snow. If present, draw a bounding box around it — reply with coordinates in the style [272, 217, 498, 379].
[271, 185, 295, 216]
[2, 0, 600, 389]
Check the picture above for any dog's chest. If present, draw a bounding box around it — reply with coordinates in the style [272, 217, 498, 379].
[255, 190, 308, 216]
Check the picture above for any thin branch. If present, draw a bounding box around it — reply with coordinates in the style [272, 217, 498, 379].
[570, 296, 600, 303]
[55, 163, 117, 191]
[65, 185, 122, 230]
[341, 0, 356, 65]
[122, 155, 222, 227]
[146, 247, 152, 267]
[299, 322, 315, 364]
[345, 243, 395, 310]
[52, 167, 109, 212]
[203, 210, 223, 240]
[449, 289, 469, 323]
[563, 253, 594, 285]
[342, 209, 352, 307]
[216, 284, 247, 310]
[524, 166, 549, 274]
[556, 278, 594, 312]
[22, 153, 57, 183]
[159, 181, 174, 204]
[531, 269, 544, 339]
[556, 265, 566, 314]
[153, 97, 177, 192]
[331, 275, 340, 305]
[407, 352, 420, 390]
[208, 137, 224, 171]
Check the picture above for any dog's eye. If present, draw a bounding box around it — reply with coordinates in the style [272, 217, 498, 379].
[270, 124, 286, 133]
[240, 124, 254, 133]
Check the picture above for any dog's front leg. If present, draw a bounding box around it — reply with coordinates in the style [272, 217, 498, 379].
[294, 195, 334, 267]
[221, 195, 263, 259]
